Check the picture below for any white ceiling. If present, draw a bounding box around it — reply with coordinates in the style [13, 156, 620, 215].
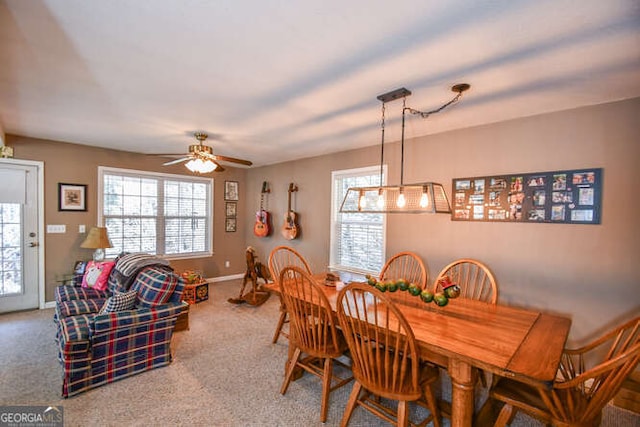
[1, 0, 639, 167]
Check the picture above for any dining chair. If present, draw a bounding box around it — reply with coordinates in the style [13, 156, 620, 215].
[433, 258, 497, 392]
[379, 251, 428, 306]
[489, 316, 640, 427]
[268, 245, 312, 344]
[433, 258, 498, 304]
[278, 266, 353, 423]
[337, 282, 441, 427]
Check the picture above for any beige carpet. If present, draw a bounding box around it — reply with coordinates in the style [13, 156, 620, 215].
[0, 279, 637, 426]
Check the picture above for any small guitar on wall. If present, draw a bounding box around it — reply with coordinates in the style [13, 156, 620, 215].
[254, 181, 271, 237]
[281, 183, 299, 240]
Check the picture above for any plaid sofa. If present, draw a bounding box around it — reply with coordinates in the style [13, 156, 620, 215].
[54, 253, 185, 398]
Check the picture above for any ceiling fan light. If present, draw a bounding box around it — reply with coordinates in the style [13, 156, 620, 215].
[185, 158, 217, 173]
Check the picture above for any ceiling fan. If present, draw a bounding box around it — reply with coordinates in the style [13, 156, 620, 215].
[161, 132, 252, 173]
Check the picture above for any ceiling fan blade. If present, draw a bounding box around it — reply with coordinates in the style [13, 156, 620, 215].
[212, 160, 225, 172]
[211, 155, 253, 166]
[163, 156, 191, 166]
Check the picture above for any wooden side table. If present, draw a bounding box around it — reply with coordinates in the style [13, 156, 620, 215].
[174, 302, 190, 332]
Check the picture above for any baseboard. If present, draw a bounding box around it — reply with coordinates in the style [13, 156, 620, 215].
[208, 273, 244, 283]
[44, 301, 56, 309]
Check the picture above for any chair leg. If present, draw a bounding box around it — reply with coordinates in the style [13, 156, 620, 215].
[280, 347, 301, 395]
[397, 401, 409, 427]
[340, 381, 362, 427]
[423, 386, 441, 427]
[494, 403, 516, 427]
[272, 309, 288, 344]
[320, 357, 332, 422]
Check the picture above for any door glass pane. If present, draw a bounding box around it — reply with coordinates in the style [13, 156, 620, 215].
[0, 203, 22, 296]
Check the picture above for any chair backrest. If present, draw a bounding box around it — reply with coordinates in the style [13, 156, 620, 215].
[548, 316, 640, 424]
[433, 258, 497, 304]
[279, 266, 341, 357]
[268, 246, 312, 286]
[379, 251, 428, 289]
[337, 283, 422, 401]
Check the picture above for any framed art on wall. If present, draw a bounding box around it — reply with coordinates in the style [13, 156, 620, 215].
[451, 168, 602, 224]
[225, 217, 237, 232]
[225, 202, 237, 218]
[58, 183, 87, 211]
[225, 181, 239, 201]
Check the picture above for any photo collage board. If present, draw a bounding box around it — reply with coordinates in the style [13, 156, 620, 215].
[451, 168, 602, 224]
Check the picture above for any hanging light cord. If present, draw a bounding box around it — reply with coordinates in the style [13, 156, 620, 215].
[399, 86, 467, 185]
[404, 88, 465, 118]
[400, 97, 407, 186]
[379, 102, 386, 186]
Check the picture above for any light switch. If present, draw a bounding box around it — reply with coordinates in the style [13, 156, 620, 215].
[47, 224, 66, 233]
[79, 224, 86, 233]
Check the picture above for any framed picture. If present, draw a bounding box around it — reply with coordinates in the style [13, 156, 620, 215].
[58, 183, 87, 211]
[225, 217, 237, 232]
[225, 180, 239, 201]
[225, 202, 237, 218]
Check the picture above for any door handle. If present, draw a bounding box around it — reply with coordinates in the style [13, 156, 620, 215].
[29, 242, 39, 247]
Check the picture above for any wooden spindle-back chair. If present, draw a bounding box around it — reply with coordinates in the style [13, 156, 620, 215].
[433, 258, 498, 304]
[268, 246, 312, 343]
[490, 316, 640, 427]
[379, 251, 428, 306]
[278, 266, 353, 423]
[337, 283, 441, 427]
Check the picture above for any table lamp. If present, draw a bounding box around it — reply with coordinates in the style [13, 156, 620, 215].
[80, 226, 113, 261]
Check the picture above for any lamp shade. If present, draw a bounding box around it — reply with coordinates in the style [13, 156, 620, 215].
[80, 227, 113, 249]
[339, 182, 451, 214]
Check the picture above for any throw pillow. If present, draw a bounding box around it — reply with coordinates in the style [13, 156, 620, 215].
[81, 261, 115, 291]
[131, 266, 179, 307]
[98, 289, 138, 314]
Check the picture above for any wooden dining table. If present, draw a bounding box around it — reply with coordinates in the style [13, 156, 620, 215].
[264, 278, 571, 427]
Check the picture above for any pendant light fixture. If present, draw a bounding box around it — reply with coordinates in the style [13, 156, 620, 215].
[340, 84, 470, 214]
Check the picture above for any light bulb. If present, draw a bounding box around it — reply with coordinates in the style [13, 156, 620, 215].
[358, 193, 366, 209]
[376, 190, 385, 209]
[396, 191, 406, 208]
[420, 188, 430, 208]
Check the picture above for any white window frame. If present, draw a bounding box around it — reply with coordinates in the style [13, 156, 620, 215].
[329, 165, 386, 276]
[98, 166, 214, 260]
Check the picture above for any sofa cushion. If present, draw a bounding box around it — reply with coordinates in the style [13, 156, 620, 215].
[99, 290, 138, 314]
[131, 266, 179, 307]
[82, 261, 115, 291]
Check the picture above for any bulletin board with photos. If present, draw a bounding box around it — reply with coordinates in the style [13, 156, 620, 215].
[451, 168, 602, 224]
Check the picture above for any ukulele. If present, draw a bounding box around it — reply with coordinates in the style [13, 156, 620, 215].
[281, 183, 299, 240]
[254, 181, 271, 237]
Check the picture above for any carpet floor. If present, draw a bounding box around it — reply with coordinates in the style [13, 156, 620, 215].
[0, 279, 637, 426]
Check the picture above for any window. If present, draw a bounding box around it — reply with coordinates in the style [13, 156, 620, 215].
[99, 167, 213, 259]
[330, 166, 386, 275]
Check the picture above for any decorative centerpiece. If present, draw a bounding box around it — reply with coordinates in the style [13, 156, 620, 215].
[364, 274, 460, 307]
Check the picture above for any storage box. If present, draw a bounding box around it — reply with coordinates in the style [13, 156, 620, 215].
[182, 281, 209, 305]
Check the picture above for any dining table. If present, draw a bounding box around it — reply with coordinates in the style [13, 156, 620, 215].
[263, 277, 572, 427]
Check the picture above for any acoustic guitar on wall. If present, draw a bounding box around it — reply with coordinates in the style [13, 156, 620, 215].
[254, 181, 271, 237]
[281, 183, 299, 240]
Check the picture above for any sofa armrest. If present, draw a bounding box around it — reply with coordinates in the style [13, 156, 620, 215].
[91, 301, 184, 334]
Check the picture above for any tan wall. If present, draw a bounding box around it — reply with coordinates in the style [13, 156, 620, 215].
[245, 98, 640, 342]
[8, 136, 248, 302]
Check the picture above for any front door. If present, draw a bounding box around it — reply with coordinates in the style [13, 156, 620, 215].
[0, 161, 41, 313]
